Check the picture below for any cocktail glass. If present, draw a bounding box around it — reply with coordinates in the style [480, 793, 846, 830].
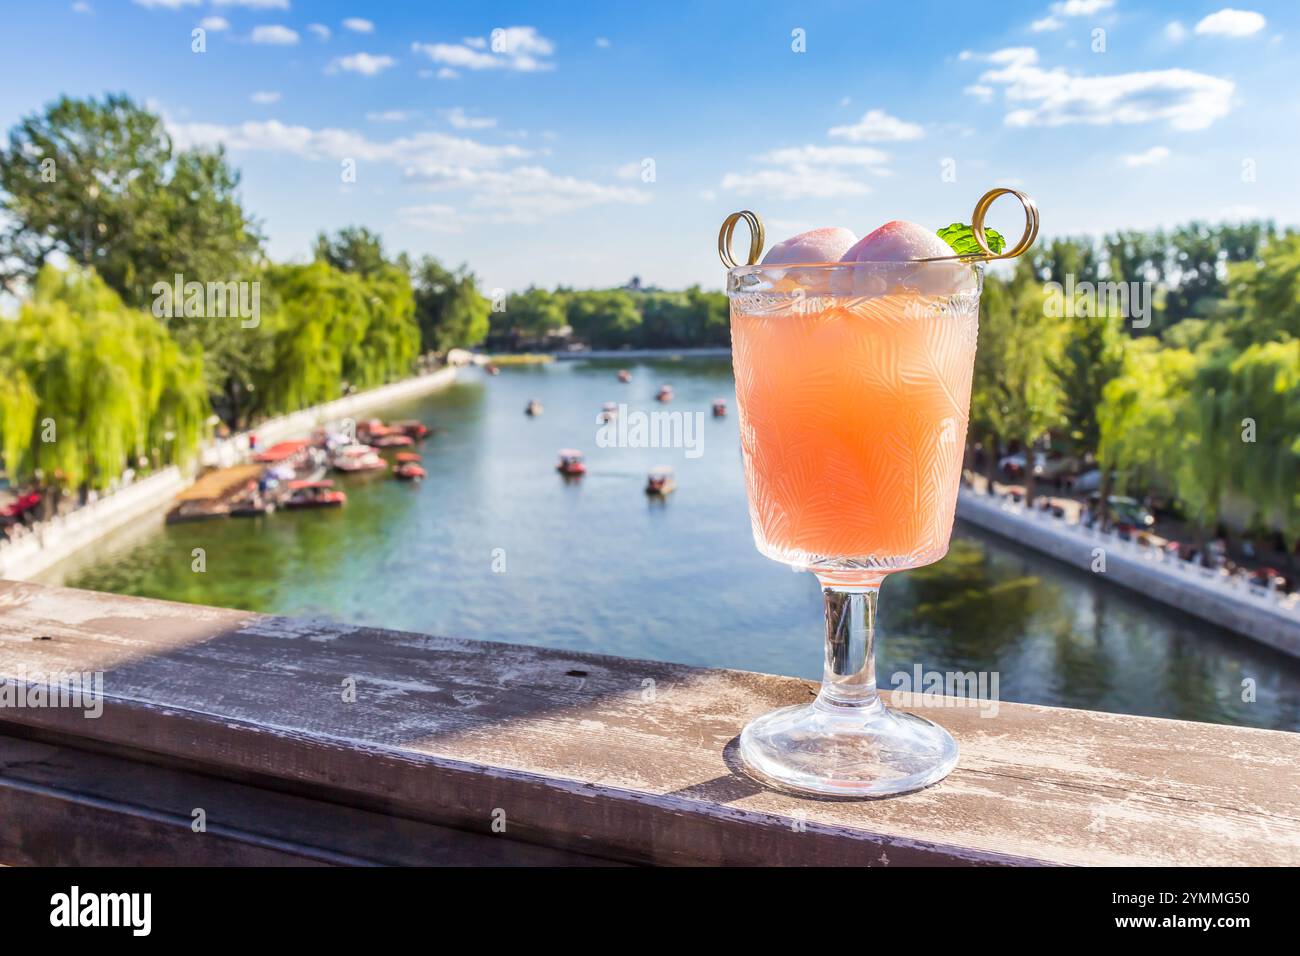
[728, 258, 982, 796]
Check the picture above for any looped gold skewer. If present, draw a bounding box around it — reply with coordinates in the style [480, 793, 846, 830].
[917, 187, 1040, 263]
[718, 210, 765, 268]
[717, 186, 1039, 270]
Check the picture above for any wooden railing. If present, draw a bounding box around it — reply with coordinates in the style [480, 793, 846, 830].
[1, 580, 1297, 866]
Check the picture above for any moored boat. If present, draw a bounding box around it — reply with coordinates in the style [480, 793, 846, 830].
[394, 452, 427, 481]
[645, 465, 677, 497]
[712, 399, 728, 417]
[556, 449, 586, 476]
[331, 444, 388, 473]
[283, 480, 346, 509]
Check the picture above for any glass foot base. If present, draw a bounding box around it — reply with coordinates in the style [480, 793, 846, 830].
[739, 697, 958, 798]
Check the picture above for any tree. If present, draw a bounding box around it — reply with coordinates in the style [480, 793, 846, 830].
[0, 265, 208, 493]
[968, 276, 1065, 506]
[1052, 308, 1125, 451]
[411, 257, 490, 353]
[498, 287, 567, 339]
[0, 94, 261, 308]
[566, 290, 640, 348]
[313, 226, 389, 278]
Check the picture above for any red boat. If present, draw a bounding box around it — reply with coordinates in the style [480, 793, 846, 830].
[392, 420, 430, 440]
[370, 433, 415, 448]
[283, 480, 347, 509]
[617, 369, 632, 383]
[712, 399, 728, 417]
[656, 384, 674, 403]
[394, 452, 427, 481]
[556, 449, 586, 476]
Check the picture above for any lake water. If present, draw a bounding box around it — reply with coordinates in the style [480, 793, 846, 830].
[43, 358, 1300, 732]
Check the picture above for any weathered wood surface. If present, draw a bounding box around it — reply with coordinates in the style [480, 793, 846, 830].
[1, 580, 1298, 866]
[0, 732, 613, 866]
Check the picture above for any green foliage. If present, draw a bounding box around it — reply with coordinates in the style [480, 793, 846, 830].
[970, 275, 1066, 462]
[313, 226, 390, 278]
[937, 223, 1006, 257]
[412, 257, 491, 353]
[250, 260, 420, 419]
[0, 265, 207, 489]
[0, 93, 261, 308]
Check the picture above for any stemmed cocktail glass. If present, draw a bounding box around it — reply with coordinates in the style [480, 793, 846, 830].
[726, 255, 983, 796]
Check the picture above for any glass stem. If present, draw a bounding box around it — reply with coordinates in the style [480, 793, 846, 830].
[818, 584, 882, 709]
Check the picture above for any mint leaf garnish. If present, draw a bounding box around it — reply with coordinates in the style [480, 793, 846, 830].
[937, 222, 1006, 257]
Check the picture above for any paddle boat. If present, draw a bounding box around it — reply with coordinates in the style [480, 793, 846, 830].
[712, 399, 728, 417]
[392, 419, 430, 440]
[486, 363, 501, 376]
[556, 449, 586, 476]
[655, 384, 674, 403]
[645, 465, 677, 497]
[600, 401, 618, 423]
[393, 452, 427, 481]
[525, 399, 543, 417]
[331, 444, 388, 474]
[283, 480, 347, 510]
[617, 369, 632, 383]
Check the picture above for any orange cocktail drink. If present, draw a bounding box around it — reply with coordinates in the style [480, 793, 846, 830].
[729, 261, 981, 581]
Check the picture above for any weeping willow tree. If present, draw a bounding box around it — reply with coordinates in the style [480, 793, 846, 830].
[249, 260, 419, 418]
[0, 265, 208, 491]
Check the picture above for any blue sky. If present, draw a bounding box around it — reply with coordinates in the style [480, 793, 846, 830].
[0, 0, 1296, 292]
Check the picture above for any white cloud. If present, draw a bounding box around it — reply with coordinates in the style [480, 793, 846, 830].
[1122, 146, 1170, 166]
[1164, 21, 1187, 43]
[367, 110, 417, 123]
[251, 25, 298, 46]
[250, 91, 281, 104]
[1031, 17, 1063, 32]
[200, 16, 229, 31]
[442, 107, 496, 130]
[437, 68, 458, 80]
[396, 203, 466, 233]
[964, 84, 995, 102]
[1051, 0, 1113, 14]
[972, 46, 1233, 130]
[72, 2, 92, 14]
[307, 24, 331, 40]
[412, 26, 556, 73]
[1195, 9, 1266, 38]
[213, 0, 289, 8]
[132, 0, 199, 7]
[759, 145, 889, 168]
[402, 165, 649, 220]
[343, 17, 374, 34]
[1219, 204, 1260, 220]
[167, 119, 528, 170]
[595, 37, 610, 48]
[828, 109, 924, 142]
[721, 167, 872, 200]
[328, 52, 396, 76]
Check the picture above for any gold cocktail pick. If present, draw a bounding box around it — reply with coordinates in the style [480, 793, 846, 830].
[717, 187, 1040, 268]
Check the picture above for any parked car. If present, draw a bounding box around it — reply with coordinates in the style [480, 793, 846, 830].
[1089, 494, 1155, 529]
[1071, 469, 1103, 494]
[999, 451, 1079, 480]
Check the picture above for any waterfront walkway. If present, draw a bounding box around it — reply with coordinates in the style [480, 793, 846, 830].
[957, 485, 1300, 657]
[0, 367, 457, 582]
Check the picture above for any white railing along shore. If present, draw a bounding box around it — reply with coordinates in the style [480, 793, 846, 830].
[956, 487, 1300, 656]
[0, 367, 458, 581]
